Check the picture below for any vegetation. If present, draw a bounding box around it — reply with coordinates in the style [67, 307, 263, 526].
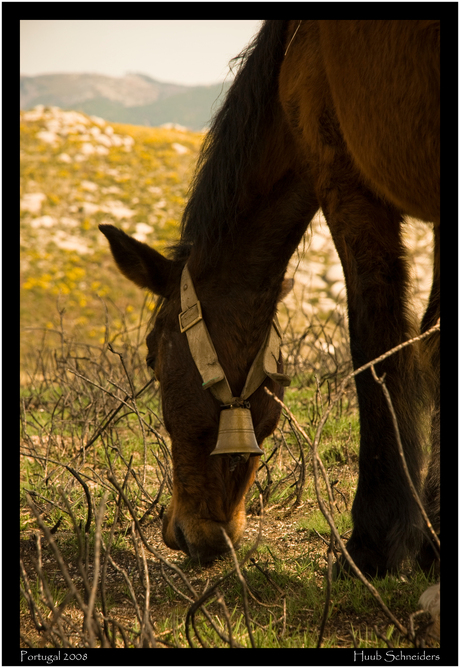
[20, 108, 203, 355]
[20, 108, 438, 652]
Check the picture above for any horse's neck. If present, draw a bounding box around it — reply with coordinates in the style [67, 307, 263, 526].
[188, 173, 317, 343]
[204, 177, 317, 308]
[189, 109, 319, 297]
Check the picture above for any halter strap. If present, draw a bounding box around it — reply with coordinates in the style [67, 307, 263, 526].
[179, 264, 290, 406]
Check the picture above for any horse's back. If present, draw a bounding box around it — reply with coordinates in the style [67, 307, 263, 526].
[282, 20, 440, 224]
[320, 20, 440, 223]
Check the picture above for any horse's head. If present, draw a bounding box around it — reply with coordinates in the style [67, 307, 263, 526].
[99, 224, 290, 562]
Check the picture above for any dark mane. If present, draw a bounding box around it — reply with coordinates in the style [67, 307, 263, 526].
[173, 20, 289, 261]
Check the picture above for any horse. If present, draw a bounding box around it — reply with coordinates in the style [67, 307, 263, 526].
[100, 20, 440, 577]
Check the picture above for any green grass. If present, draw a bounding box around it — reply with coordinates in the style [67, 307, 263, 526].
[20, 342, 437, 648]
[20, 111, 438, 650]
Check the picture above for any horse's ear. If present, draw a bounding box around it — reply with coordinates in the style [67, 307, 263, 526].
[99, 224, 177, 297]
[278, 277, 294, 302]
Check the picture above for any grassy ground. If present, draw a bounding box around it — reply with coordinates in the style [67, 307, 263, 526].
[20, 109, 439, 651]
[20, 303, 438, 650]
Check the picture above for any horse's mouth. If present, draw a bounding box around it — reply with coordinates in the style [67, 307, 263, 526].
[162, 510, 244, 562]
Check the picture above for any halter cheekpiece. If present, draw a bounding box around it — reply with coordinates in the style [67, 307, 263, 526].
[178, 263, 290, 464]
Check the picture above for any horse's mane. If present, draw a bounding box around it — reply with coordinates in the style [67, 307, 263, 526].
[172, 20, 289, 262]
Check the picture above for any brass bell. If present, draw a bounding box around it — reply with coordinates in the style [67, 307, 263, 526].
[210, 407, 264, 457]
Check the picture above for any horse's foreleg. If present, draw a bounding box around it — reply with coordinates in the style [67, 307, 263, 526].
[320, 179, 428, 576]
[418, 223, 440, 574]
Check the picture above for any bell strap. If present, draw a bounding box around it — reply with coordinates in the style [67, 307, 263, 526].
[237, 315, 289, 399]
[179, 264, 233, 404]
[262, 315, 291, 388]
[179, 264, 290, 406]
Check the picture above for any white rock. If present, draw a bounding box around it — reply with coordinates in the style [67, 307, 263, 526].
[135, 223, 153, 235]
[325, 263, 344, 284]
[419, 583, 440, 617]
[133, 223, 154, 242]
[161, 122, 187, 132]
[73, 124, 89, 134]
[80, 142, 96, 155]
[90, 115, 106, 127]
[22, 107, 45, 122]
[52, 231, 92, 254]
[95, 133, 112, 147]
[81, 202, 101, 215]
[318, 296, 338, 312]
[103, 185, 122, 195]
[60, 216, 78, 228]
[308, 233, 329, 252]
[64, 111, 90, 126]
[172, 142, 189, 155]
[36, 130, 60, 145]
[330, 281, 346, 299]
[30, 215, 56, 229]
[103, 201, 135, 220]
[81, 180, 98, 192]
[321, 342, 336, 355]
[45, 119, 62, 133]
[21, 192, 46, 213]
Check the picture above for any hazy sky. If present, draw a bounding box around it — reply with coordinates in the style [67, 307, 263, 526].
[20, 20, 263, 86]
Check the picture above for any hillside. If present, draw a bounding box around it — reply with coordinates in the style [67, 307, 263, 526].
[20, 105, 433, 369]
[20, 73, 232, 131]
[20, 106, 203, 357]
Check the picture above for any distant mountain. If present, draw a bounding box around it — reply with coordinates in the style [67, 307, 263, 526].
[20, 72, 232, 131]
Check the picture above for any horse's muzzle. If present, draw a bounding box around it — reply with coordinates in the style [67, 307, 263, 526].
[162, 510, 245, 562]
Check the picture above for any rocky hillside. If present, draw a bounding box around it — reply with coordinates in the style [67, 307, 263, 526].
[20, 106, 202, 351]
[20, 105, 433, 360]
[20, 73, 231, 131]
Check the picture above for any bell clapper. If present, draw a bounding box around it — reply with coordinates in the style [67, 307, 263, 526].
[228, 453, 250, 471]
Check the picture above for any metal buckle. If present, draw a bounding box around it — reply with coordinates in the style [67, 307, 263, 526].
[179, 301, 203, 333]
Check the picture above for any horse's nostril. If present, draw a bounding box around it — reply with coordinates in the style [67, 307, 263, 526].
[173, 521, 228, 563]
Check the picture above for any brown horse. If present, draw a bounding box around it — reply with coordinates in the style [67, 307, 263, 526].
[100, 20, 440, 576]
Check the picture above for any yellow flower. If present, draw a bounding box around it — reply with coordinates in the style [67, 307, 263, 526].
[66, 266, 85, 282]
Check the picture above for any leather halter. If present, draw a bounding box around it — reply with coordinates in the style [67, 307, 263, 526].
[178, 264, 290, 407]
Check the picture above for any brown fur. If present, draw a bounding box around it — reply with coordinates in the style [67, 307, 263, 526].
[100, 20, 439, 572]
